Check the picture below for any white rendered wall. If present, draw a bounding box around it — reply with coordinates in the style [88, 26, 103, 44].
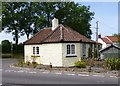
[98, 38, 107, 49]
[40, 43, 63, 66]
[24, 45, 41, 64]
[62, 43, 81, 67]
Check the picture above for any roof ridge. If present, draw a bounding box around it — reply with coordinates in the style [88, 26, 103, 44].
[60, 26, 63, 41]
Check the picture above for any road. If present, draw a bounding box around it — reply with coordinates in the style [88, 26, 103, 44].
[2, 58, 119, 85]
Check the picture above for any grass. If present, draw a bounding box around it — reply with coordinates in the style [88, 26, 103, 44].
[2, 53, 24, 59]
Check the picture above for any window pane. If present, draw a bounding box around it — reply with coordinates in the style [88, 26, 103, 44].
[36, 47, 39, 54]
[67, 45, 70, 54]
[33, 47, 35, 54]
[71, 45, 75, 54]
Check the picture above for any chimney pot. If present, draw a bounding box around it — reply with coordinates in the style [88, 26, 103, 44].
[98, 34, 101, 38]
[52, 18, 59, 30]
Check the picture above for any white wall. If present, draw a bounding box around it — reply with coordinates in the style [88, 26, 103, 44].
[25, 43, 89, 67]
[24, 45, 41, 64]
[40, 43, 63, 66]
[98, 38, 107, 49]
[62, 43, 81, 67]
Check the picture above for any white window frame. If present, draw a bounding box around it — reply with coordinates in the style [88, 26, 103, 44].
[36, 46, 39, 55]
[66, 44, 76, 56]
[32, 46, 40, 55]
[33, 47, 35, 55]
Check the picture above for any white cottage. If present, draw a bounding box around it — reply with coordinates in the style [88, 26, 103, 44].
[24, 18, 96, 67]
[98, 35, 119, 49]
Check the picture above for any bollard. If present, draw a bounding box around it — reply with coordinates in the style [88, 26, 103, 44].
[50, 62, 52, 68]
[49, 62, 52, 72]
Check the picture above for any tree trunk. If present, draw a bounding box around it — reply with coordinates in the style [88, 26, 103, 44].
[47, 12, 50, 27]
[15, 29, 18, 45]
[26, 34, 29, 39]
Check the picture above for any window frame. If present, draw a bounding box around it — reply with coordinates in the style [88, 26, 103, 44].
[33, 47, 35, 55]
[36, 46, 39, 55]
[32, 46, 40, 55]
[66, 44, 76, 57]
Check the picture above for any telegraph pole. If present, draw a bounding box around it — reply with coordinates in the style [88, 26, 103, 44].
[96, 21, 99, 42]
[96, 21, 99, 58]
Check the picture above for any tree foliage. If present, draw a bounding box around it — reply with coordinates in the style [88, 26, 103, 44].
[2, 2, 23, 45]
[2, 2, 94, 44]
[2, 40, 11, 53]
[113, 33, 120, 46]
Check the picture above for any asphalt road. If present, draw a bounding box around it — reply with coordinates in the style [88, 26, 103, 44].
[1, 58, 119, 85]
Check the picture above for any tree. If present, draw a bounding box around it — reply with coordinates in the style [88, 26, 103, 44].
[54, 2, 94, 38]
[2, 2, 94, 44]
[2, 2, 23, 45]
[113, 33, 120, 46]
[2, 40, 11, 53]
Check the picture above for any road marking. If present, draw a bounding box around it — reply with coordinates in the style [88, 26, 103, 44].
[5, 70, 14, 72]
[17, 70, 24, 73]
[97, 81, 105, 83]
[110, 76, 117, 78]
[0, 69, 2, 71]
[66, 74, 75, 76]
[42, 72, 50, 74]
[55, 73, 62, 75]
[92, 75, 105, 77]
[78, 74, 89, 77]
[13, 71, 17, 72]
[28, 72, 37, 74]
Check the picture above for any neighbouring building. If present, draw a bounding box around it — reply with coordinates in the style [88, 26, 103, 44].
[98, 35, 120, 59]
[99, 44, 120, 59]
[98, 35, 119, 49]
[24, 18, 99, 67]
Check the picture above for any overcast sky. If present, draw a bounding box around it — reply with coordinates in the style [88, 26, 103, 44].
[0, 1, 119, 44]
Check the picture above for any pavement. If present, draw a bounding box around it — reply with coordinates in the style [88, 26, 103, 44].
[9, 61, 119, 78]
[1, 58, 120, 85]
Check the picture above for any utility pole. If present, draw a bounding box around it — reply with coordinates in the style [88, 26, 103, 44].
[96, 21, 99, 58]
[96, 21, 99, 42]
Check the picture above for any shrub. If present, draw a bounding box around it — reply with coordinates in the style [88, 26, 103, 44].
[32, 62, 39, 68]
[105, 58, 120, 70]
[16, 61, 25, 67]
[2, 40, 11, 53]
[74, 61, 86, 68]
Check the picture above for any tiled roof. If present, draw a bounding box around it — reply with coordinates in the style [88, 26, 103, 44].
[24, 28, 52, 44]
[106, 36, 118, 42]
[101, 38, 112, 44]
[24, 24, 95, 44]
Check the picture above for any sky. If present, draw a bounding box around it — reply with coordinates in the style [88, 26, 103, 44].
[0, 1, 119, 44]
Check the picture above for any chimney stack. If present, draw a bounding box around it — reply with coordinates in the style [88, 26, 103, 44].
[52, 18, 59, 31]
[98, 34, 101, 38]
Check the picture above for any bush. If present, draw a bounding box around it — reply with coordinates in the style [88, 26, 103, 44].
[32, 62, 39, 68]
[74, 61, 86, 68]
[2, 40, 11, 53]
[15, 61, 26, 67]
[15, 60, 39, 68]
[105, 58, 120, 70]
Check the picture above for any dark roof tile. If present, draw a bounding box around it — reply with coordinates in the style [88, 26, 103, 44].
[24, 24, 95, 44]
